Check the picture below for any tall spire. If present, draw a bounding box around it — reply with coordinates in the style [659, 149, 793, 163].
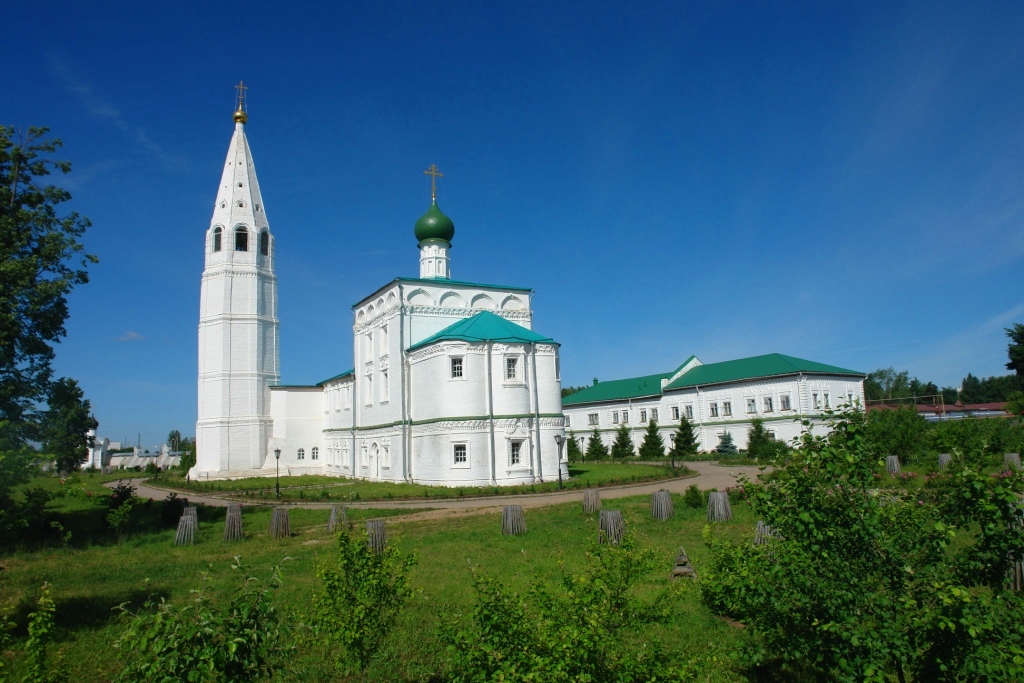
[233, 80, 248, 124]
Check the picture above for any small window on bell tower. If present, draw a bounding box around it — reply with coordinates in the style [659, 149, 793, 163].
[235, 228, 248, 251]
[260, 231, 269, 255]
[213, 227, 222, 252]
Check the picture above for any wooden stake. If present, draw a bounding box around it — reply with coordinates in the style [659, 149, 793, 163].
[501, 505, 527, 535]
[269, 508, 290, 538]
[223, 503, 243, 541]
[583, 489, 601, 514]
[650, 490, 673, 521]
[706, 491, 732, 523]
[937, 453, 952, 471]
[174, 507, 197, 546]
[598, 509, 624, 544]
[366, 519, 387, 554]
[885, 455, 902, 476]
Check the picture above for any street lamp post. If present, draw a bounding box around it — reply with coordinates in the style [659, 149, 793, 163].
[274, 448, 281, 498]
[554, 434, 565, 490]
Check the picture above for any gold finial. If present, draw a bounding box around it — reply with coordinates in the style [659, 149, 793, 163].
[424, 163, 443, 201]
[233, 81, 248, 124]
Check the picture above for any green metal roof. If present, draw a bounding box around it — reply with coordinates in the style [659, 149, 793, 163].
[562, 371, 674, 406]
[407, 311, 556, 351]
[316, 369, 354, 386]
[664, 353, 864, 390]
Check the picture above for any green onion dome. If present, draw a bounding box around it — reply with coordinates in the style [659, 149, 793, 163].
[414, 200, 455, 245]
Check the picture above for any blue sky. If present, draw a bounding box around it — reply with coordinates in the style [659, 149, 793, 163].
[5, 0, 1023, 448]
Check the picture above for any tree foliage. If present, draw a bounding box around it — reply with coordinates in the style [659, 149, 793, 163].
[585, 429, 608, 461]
[309, 529, 416, 676]
[40, 377, 92, 472]
[1006, 322, 1024, 376]
[610, 424, 634, 459]
[702, 408, 1024, 681]
[669, 414, 699, 459]
[115, 559, 289, 682]
[565, 430, 582, 462]
[865, 405, 928, 464]
[444, 539, 688, 682]
[0, 126, 96, 448]
[714, 432, 737, 455]
[637, 420, 665, 459]
[745, 418, 781, 461]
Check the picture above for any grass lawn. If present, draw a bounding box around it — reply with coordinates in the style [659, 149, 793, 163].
[153, 461, 693, 503]
[0, 478, 749, 682]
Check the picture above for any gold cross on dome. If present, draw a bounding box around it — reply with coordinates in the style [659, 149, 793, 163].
[424, 164, 443, 200]
[235, 80, 248, 111]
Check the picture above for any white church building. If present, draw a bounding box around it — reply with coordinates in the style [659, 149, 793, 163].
[192, 97, 566, 485]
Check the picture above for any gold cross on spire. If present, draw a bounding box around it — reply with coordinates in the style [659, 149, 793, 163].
[424, 164, 443, 201]
[235, 80, 248, 112]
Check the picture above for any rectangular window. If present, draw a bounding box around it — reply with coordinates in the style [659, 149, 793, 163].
[621, 410, 629, 423]
[710, 402, 719, 418]
[671, 406, 680, 420]
[746, 398, 756, 414]
[848, 392, 854, 405]
[509, 440, 523, 466]
[780, 394, 791, 411]
[380, 327, 388, 356]
[812, 392, 820, 409]
[505, 357, 518, 381]
[824, 392, 831, 409]
[453, 444, 467, 464]
[640, 409, 647, 423]
[684, 405, 694, 420]
[554, 355, 560, 381]
[763, 396, 773, 413]
[565, 414, 571, 427]
[651, 408, 659, 422]
[381, 369, 389, 401]
[365, 374, 373, 406]
[612, 411, 619, 424]
[344, 385, 351, 410]
[451, 357, 463, 379]
[311, 447, 319, 460]
[723, 401, 732, 417]
[383, 445, 390, 468]
[588, 413, 599, 426]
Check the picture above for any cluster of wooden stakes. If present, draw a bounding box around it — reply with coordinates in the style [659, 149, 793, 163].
[171, 488, 790, 573]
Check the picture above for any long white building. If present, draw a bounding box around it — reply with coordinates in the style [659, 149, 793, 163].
[193, 97, 566, 485]
[562, 354, 865, 453]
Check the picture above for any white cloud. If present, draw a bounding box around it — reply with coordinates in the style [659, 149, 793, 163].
[117, 331, 144, 342]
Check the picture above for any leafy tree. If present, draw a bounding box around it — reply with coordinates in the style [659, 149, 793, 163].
[958, 372, 1022, 403]
[23, 582, 59, 683]
[0, 126, 96, 448]
[167, 429, 181, 450]
[864, 367, 911, 402]
[560, 385, 588, 398]
[565, 430, 582, 462]
[178, 438, 196, 472]
[1007, 322, 1024, 375]
[637, 420, 665, 459]
[668, 414, 699, 460]
[610, 424, 634, 459]
[445, 539, 683, 681]
[702, 408, 1024, 681]
[40, 377, 92, 472]
[309, 529, 416, 678]
[682, 483, 704, 508]
[1006, 391, 1024, 418]
[745, 418, 775, 461]
[116, 559, 289, 682]
[585, 429, 608, 461]
[715, 432, 737, 456]
[866, 405, 927, 464]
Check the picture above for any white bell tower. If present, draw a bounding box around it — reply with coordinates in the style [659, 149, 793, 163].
[193, 83, 280, 477]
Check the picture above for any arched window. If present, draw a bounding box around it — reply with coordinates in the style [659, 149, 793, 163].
[213, 227, 222, 252]
[260, 230, 269, 255]
[297, 448, 305, 460]
[311, 447, 319, 460]
[235, 227, 248, 251]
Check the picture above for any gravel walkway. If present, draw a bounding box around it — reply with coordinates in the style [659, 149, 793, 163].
[106, 461, 764, 516]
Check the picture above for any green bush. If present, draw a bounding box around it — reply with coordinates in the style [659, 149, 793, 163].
[115, 559, 289, 682]
[683, 484, 704, 508]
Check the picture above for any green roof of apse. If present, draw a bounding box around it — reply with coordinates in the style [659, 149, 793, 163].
[316, 369, 354, 386]
[407, 311, 556, 351]
[561, 371, 674, 406]
[664, 353, 864, 390]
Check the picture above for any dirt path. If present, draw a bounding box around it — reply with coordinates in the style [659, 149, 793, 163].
[107, 462, 764, 520]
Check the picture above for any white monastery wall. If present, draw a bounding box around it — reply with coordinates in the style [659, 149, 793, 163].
[268, 386, 325, 475]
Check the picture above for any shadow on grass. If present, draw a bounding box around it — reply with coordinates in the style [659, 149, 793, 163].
[6, 585, 171, 637]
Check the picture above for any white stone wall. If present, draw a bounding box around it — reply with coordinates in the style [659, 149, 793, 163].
[267, 386, 326, 476]
[564, 374, 865, 454]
